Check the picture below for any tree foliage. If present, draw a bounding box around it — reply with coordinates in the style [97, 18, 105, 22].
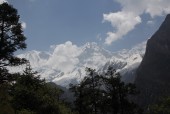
[70, 68, 102, 114]
[70, 67, 141, 114]
[0, 3, 27, 114]
[148, 96, 170, 114]
[12, 63, 74, 114]
[0, 2, 27, 68]
[101, 66, 141, 114]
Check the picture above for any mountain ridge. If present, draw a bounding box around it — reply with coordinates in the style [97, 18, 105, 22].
[10, 41, 146, 87]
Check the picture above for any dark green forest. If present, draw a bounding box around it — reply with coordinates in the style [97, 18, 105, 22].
[0, 2, 170, 114]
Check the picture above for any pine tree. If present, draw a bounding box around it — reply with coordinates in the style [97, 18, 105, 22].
[85, 68, 102, 114]
[0, 2, 27, 84]
[70, 68, 102, 114]
[0, 2, 27, 68]
[12, 63, 45, 112]
[70, 78, 91, 114]
[0, 3, 27, 113]
[70, 67, 141, 114]
[101, 66, 141, 114]
[12, 63, 74, 114]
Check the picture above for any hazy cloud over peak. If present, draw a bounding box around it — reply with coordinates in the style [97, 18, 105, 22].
[47, 41, 82, 73]
[104, 0, 170, 45]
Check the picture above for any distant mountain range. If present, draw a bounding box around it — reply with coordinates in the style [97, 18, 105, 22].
[10, 41, 146, 87]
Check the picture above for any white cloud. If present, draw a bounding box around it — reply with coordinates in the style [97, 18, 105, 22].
[104, 0, 170, 45]
[104, 11, 141, 45]
[47, 41, 82, 73]
[21, 22, 27, 29]
[0, 0, 7, 4]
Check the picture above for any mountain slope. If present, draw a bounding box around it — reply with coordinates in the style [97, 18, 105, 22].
[135, 14, 170, 108]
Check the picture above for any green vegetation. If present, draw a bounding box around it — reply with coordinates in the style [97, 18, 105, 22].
[0, 2, 27, 68]
[148, 97, 170, 114]
[70, 67, 142, 114]
[11, 63, 74, 114]
[0, 2, 27, 114]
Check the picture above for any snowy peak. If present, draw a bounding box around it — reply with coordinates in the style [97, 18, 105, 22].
[14, 41, 146, 87]
[82, 42, 113, 59]
[83, 42, 99, 49]
[18, 50, 50, 68]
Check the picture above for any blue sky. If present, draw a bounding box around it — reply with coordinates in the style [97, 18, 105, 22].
[3, 0, 170, 52]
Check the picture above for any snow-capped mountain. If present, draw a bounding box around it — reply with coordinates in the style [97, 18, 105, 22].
[10, 41, 146, 87]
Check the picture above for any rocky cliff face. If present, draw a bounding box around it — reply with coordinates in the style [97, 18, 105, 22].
[135, 14, 170, 108]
